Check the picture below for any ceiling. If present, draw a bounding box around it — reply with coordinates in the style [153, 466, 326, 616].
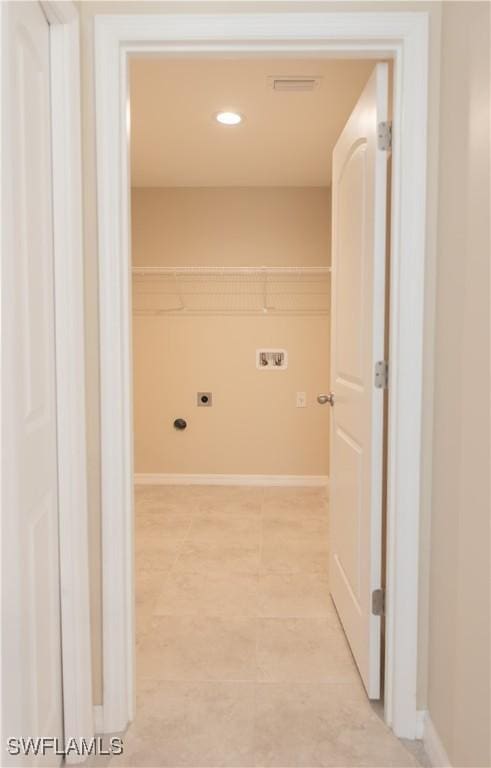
[130, 57, 374, 188]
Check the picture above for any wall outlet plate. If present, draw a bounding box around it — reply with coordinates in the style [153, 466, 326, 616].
[197, 392, 212, 407]
[296, 392, 307, 408]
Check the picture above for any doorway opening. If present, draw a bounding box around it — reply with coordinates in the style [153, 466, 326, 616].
[121, 54, 419, 766]
[94, 7, 429, 746]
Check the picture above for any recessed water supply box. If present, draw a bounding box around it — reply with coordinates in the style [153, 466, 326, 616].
[256, 349, 288, 370]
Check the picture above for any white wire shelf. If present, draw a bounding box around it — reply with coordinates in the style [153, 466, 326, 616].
[132, 266, 331, 316]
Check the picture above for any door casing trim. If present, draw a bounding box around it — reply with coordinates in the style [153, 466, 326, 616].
[43, 1, 94, 758]
[94, 6, 429, 739]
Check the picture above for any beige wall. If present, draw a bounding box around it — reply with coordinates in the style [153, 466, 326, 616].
[79, 0, 446, 735]
[132, 188, 330, 477]
[132, 187, 331, 269]
[427, 4, 490, 766]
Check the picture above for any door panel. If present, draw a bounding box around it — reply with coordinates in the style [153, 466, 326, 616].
[329, 63, 389, 699]
[336, 141, 367, 385]
[2, 3, 64, 764]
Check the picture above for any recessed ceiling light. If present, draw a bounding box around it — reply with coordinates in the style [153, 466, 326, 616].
[215, 111, 243, 125]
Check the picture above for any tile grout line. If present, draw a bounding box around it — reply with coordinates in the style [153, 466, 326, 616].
[253, 486, 265, 762]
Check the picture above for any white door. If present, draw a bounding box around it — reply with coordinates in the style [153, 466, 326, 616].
[2, 2, 64, 764]
[328, 63, 389, 699]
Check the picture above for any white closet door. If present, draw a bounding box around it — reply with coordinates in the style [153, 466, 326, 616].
[2, 2, 64, 763]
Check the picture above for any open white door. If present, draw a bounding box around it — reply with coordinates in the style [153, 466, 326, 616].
[328, 63, 389, 699]
[2, 2, 64, 763]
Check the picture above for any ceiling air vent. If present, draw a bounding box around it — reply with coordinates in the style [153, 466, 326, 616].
[268, 75, 322, 92]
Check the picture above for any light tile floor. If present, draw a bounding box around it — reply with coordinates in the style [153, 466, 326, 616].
[111, 485, 427, 767]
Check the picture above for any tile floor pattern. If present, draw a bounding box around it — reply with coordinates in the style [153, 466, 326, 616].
[112, 486, 426, 767]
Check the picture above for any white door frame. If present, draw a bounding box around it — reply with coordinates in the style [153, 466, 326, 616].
[2, 1, 93, 758]
[94, 6, 429, 739]
[43, 3, 94, 755]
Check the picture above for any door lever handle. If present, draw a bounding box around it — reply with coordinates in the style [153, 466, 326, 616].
[317, 392, 335, 406]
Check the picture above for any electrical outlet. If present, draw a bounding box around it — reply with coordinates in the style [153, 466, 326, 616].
[296, 392, 306, 408]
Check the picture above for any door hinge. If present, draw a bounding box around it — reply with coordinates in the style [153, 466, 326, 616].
[377, 121, 392, 151]
[372, 588, 385, 617]
[374, 360, 389, 389]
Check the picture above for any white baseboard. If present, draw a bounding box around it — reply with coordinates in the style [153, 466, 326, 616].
[134, 473, 329, 487]
[93, 705, 104, 735]
[423, 714, 452, 767]
[415, 708, 427, 739]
